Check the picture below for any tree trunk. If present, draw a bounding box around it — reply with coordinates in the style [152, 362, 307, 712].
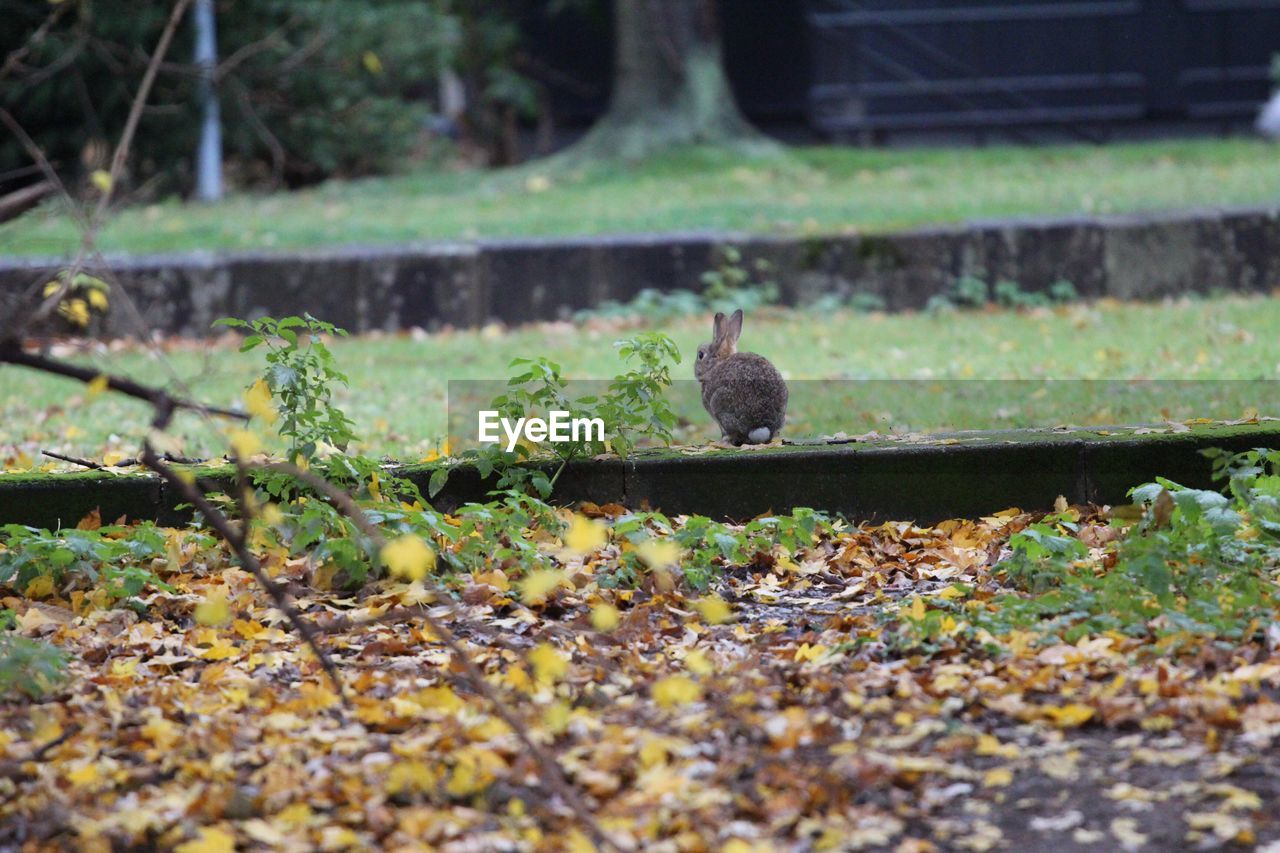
[569, 0, 771, 161]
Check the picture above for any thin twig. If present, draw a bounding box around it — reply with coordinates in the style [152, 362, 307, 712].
[251, 460, 616, 850]
[41, 450, 102, 470]
[0, 723, 82, 784]
[0, 342, 248, 422]
[141, 446, 348, 703]
[255, 461, 389, 544]
[90, 0, 192, 231]
[2, 0, 193, 339]
[0, 4, 70, 82]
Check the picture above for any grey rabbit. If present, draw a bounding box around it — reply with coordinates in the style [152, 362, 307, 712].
[694, 308, 788, 445]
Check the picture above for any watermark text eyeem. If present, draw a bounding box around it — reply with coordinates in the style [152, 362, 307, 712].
[478, 410, 605, 452]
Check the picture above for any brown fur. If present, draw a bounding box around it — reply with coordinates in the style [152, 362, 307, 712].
[694, 309, 788, 445]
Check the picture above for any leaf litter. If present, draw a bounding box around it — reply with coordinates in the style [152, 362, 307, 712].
[3, 499, 1280, 852]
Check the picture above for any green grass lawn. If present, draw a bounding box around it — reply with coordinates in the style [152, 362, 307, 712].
[3, 296, 1280, 468]
[3, 139, 1279, 256]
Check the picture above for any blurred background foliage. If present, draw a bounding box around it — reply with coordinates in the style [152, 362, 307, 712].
[0, 0, 605, 195]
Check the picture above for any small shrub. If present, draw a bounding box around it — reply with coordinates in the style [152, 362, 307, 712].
[447, 332, 682, 499]
[924, 294, 956, 314]
[951, 275, 990, 308]
[217, 314, 358, 464]
[0, 523, 175, 610]
[577, 244, 779, 323]
[1048, 279, 1079, 304]
[809, 291, 887, 314]
[894, 447, 1280, 652]
[0, 632, 69, 701]
[575, 289, 706, 323]
[930, 276, 1078, 313]
[700, 246, 780, 312]
[993, 279, 1049, 309]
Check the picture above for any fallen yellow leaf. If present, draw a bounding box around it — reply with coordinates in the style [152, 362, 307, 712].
[529, 643, 568, 684]
[521, 569, 566, 606]
[175, 827, 235, 853]
[381, 535, 436, 582]
[653, 675, 701, 708]
[694, 595, 733, 624]
[564, 515, 607, 555]
[194, 590, 232, 627]
[591, 603, 620, 631]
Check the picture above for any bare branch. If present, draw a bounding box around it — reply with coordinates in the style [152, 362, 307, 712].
[227, 77, 286, 187]
[250, 460, 616, 850]
[141, 446, 348, 702]
[91, 0, 193, 231]
[11, 33, 87, 90]
[0, 180, 56, 224]
[0, 342, 249, 423]
[0, 1, 193, 342]
[41, 451, 103, 470]
[0, 3, 71, 82]
[0, 723, 82, 783]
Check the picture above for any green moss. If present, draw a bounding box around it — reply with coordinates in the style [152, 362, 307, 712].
[5, 423, 1280, 528]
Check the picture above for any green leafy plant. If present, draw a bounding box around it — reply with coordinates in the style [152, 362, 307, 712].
[808, 290, 887, 314]
[998, 516, 1089, 593]
[894, 447, 1280, 653]
[607, 506, 834, 591]
[216, 314, 358, 464]
[1048, 279, 1079, 304]
[575, 245, 780, 324]
[700, 245, 780, 312]
[574, 288, 706, 323]
[0, 633, 69, 700]
[442, 332, 681, 499]
[910, 451, 1280, 649]
[928, 276, 1078, 313]
[0, 523, 176, 610]
[951, 275, 991, 309]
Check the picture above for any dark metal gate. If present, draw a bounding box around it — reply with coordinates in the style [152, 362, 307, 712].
[807, 0, 1280, 138]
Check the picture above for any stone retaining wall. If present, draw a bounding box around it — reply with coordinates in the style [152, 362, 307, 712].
[2, 207, 1277, 336]
[3, 423, 1277, 529]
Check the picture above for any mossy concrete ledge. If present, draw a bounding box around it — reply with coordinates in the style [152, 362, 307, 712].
[4, 423, 1280, 529]
[3, 206, 1279, 335]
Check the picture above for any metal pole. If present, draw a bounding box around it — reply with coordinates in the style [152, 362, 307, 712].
[193, 0, 222, 201]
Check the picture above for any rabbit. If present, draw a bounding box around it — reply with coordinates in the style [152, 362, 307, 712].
[694, 308, 788, 445]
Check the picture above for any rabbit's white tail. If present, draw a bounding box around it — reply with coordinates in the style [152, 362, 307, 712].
[746, 427, 772, 444]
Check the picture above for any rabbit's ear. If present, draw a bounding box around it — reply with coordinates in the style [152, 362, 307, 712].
[719, 309, 743, 354]
[712, 312, 725, 341]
